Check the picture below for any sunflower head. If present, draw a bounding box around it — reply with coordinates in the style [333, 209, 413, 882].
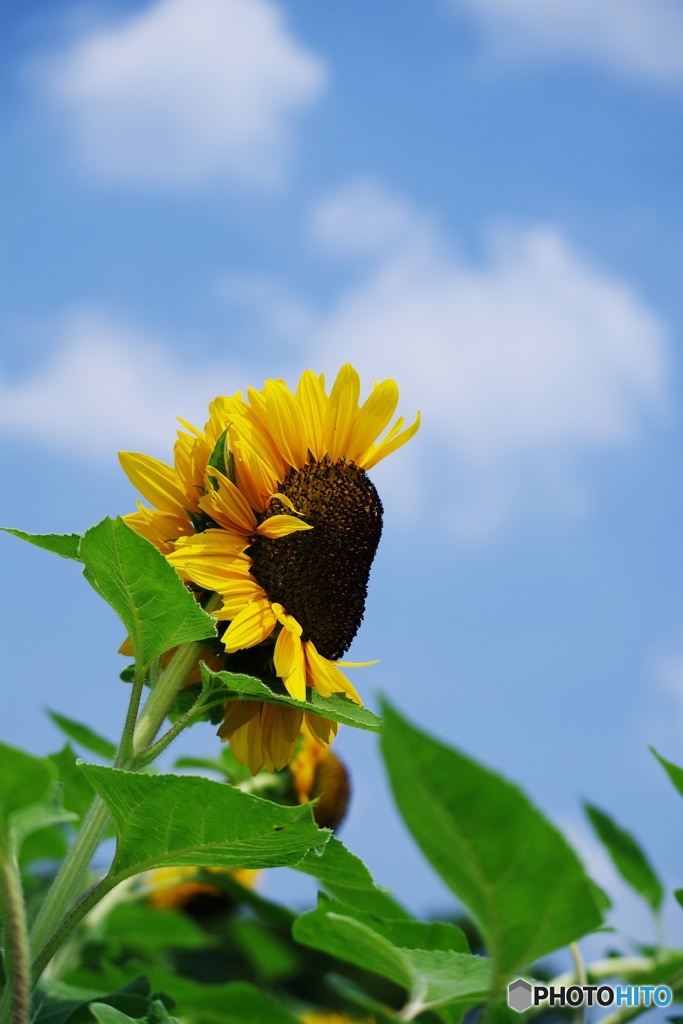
[290, 724, 351, 831]
[120, 365, 419, 774]
[144, 866, 258, 913]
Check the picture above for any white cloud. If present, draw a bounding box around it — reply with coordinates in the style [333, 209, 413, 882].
[450, 0, 683, 82]
[215, 271, 317, 339]
[310, 179, 432, 257]
[0, 184, 670, 539]
[0, 311, 251, 460]
[305, 181, 668, 535]
[37, 0, 326, 187]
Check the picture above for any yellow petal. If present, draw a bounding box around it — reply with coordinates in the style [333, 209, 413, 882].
[212, 581, 265, 620]
[123, 504, 192, 553]
[305, 641, 363, 705]
[166, 531, 251, 589]
[274, 625, 306, 701]
[200, 467, 256, 535]
[119, 452, 188, 514]
[232, 437, 280, 512]
[346, 378, 399, 463]
[262, 380, 308, 469]
[304, 712, 338, 746]
[217, 701, 260, 738]
[280, 706, 304, 743]
[222, 598, 277, 653]
[268, 493, 304, 515]
[247, 713, 266, 775]
[296, 369, 328, 460]
[226, 721, 249, 763]
[325, 363, 361, 460]
[256, 515, 313, 539]
[360, 410, 421, 470]
[336, 659, 380, 667]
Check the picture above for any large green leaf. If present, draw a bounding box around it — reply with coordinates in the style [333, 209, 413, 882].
[1, 528, 82, 561]
[49, 745, 99, 821]
[78, 764, 328, 883]
[93, 903, 210, 956]
[651, 747, 683, 798]
[12, 803, 76, 859]
[380, 701, 603, 983]
[79, 518, 216, 669]
[33, 976, 174, 1024]
[66, 967, 301, 1024]
[584, 802, 663, 912]
[47, 711, 116, 761]
[199, 665, 382, 732]
[295, 835, 406, 918]
[294, 895, 490, 1014]
[0, 741, 55, 829]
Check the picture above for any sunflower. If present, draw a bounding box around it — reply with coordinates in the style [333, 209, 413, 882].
[290, 723, 351, 831]
[120, 364, 419, 773]
[144, 866, 258, 911]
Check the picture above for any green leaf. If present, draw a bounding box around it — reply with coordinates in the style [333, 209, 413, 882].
[95, 903, 210, 955]
[66, 968, 301, 1024]
[0, 741, 54, 828]
[200, 665, 382, 732]
[294, 895, 490, 1014]
[78, 764, 328, 883]
[326, 976, 401, 1024]
[47, 711, 117, 761]
[19, 821, 70, 869]
[230, 918, 299, 982]
[584, 802, 663, 912]
[295, 836, 407, 918]
[89, 1006, 140, 1024]
[88, 1001, 183, 1024]
[651, 747, 683, 799]
[1, 528, 82, 560]
[49, 745, 98, 822]
[79, 518, 216, 669]
[33, 977, 172, 1024]
[380, 701, 603, 983]
[13, 803, 76, 857]
[207, 427, 235, 486]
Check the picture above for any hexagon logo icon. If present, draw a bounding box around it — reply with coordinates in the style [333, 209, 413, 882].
[508, 979, 533, 1013]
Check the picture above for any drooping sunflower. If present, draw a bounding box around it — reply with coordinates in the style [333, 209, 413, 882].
[120, 364, 419, 773]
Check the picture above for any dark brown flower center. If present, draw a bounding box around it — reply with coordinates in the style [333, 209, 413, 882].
[248, 457, 383, 660]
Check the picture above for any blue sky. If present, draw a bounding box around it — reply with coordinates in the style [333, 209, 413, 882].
[1, 0, 683, 947]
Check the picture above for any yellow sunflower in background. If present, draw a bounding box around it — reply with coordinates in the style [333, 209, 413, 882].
[144, 866, 258, 911]
[120, 364, 419, 773]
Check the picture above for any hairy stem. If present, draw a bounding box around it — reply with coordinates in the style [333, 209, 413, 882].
[0, 845, 30, 1024]
[26, 602, 219, 988]
[569, 943, 587, 1024]
[27, 796, 110, 967]
[115, 662, 148, 768]
[30, 877, 114, 984]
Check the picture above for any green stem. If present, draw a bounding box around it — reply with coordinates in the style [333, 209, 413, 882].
[550, 954, 671, 988]
[0, 845, 30, 1024]
[26, 606, 219, 988]
[27, 797, 110, 965]
[30, 877, 114, 984]
[569, 943, 587, 1024]
[133, 704, 200, 768]
[115, 663, 148, 767]
[132, 593, 220, 755]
